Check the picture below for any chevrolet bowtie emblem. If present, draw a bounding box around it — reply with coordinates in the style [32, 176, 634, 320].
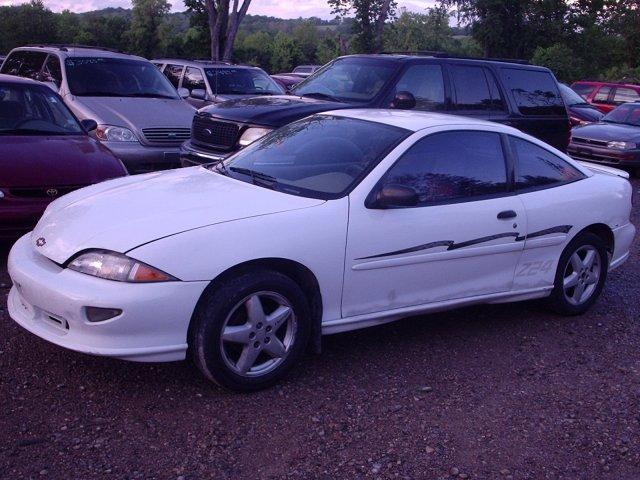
[36, 237, 46, 247]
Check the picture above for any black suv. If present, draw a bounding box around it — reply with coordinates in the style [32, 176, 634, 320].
[181, 54, 570, 166]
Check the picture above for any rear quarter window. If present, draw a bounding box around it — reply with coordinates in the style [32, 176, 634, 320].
[572, 83, 596, 98]
[501, 68, 565, 116]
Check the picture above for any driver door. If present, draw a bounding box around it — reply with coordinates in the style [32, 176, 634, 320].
[342, 129, 527, 318]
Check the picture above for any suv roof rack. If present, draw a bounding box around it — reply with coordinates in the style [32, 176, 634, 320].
[24, 44, 124, 54]
[381, 51, 530, 65]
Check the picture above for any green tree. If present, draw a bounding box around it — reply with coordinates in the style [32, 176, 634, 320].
[0, 0, 57, 53]
[270, 31, 303, 73]
[384, 7, 455, 53]
[292, 21, 319, 63]
[315, 37, 341, 65]
[329, 0, 396, 53]
[127, 0, 170, 57]
[531, 43, 582, 82]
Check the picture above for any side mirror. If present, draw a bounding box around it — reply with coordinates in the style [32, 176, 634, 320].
[368, 183, 419, 209]
[177, 87, 189, 99]
[80, 119, 98, 132]
[190, 88, 207, 100]
[390, 91, 416, 110]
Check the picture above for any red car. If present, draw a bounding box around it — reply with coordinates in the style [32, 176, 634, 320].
[571, 81, 640, 114]
[0, 74, 127, 238]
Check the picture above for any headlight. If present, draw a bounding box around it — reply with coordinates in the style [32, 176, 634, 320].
[68, 250, 177, 282]
[607, 141, 636, 150]
[239, 127, 272, 147]
[96, 125, 138, 142]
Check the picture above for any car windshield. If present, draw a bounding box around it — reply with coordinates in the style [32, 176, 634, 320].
[559, 84, 589, 106]
[204, 67, 284, 95]
[0, 83, 83, 135]
[65, 57, 178, 98]
[292, 58, 398, 103]
[212, 115, 409, 199]
[603, 103, 640, 126]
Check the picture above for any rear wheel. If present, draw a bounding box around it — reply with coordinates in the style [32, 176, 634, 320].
[190, 270, 311, 391]
[546, 232, 608, 315]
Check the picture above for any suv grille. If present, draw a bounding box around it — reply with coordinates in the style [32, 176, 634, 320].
[142, 128, 191, 146]
[192, 116, 240, 150]
[9, 185, 83, 198]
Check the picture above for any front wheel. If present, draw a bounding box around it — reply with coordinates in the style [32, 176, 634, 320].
[546, 232, 608, 315]
[190, 270, 311, 391]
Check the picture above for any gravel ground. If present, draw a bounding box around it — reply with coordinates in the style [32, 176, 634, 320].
[1, 180, 639, 480]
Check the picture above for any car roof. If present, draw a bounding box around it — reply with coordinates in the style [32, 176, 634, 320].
[10, 45, 147, 62]
[152, 58, 259, 70]
[0, 73, 45, 86]
[338, 54, 549, 71]
[321, 109, 509, 132]
[573, 80, 640, 88]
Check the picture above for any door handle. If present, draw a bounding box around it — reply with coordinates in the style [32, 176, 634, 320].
[497, 210, 517, 220]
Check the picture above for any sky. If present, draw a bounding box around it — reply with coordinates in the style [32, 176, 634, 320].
[0, 0, 437, 19]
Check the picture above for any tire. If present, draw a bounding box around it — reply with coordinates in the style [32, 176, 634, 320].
[546, 232, 608, 316]
[189, 270, 311, 392]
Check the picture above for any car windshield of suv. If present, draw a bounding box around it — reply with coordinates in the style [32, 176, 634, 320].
[65, 57, 178, 99]
[559, 84, 589, 106]
[204, 68, 284, 95]
[603, 103, 640, 126]
[292, 58, 397, 103]
[0, 84, 83, 135]
[213, 115, 409, 199]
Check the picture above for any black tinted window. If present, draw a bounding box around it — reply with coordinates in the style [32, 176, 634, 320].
[163, 64, 184, 88]
[511, 136, 584, 191]
[183, 67, 205, 92]
[451, 65, 504, 111]
[0, 51, 46, 79]
[394, 64, 445, 111]
[383, 131, 508, 205]
[501, 68, 564, 116]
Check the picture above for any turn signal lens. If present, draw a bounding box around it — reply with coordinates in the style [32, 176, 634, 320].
[129, 263, 173, 282]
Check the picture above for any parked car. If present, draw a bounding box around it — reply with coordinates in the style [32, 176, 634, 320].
[289, 65, 321, 77]
[1, 45, 196, 173]
[567, 101, 640, 174]
[7, 110, 634, 391]
[571, 81, 640, 114]
[0, 74, 126, 238]
[559, 83, 604, 126]
[270, 73, 303, 91]
[152, 59, 284, 109]
[181, 54, 570, 166]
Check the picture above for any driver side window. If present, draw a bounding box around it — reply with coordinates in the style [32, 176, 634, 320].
[393, 64, 445, 111]
[381, 131, 508, 206]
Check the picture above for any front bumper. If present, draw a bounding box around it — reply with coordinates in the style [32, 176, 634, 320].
[179, 140, 230, 167]
[7, 234, 208, 362]
[103, 141, 183, 174]
[567, 143, 640, 167]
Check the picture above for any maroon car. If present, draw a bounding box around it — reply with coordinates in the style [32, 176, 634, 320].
[0, 74, 127, 238]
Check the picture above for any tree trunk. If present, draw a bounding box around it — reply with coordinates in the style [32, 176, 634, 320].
[222, 0, 251, 61]
[373, 0, 394, 52]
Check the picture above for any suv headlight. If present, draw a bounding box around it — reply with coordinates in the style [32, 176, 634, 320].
[96, 125, 138, 142]
[68, 250, 177, 282]
[239, 127, 272, 147]
[607, 141, 637, 150]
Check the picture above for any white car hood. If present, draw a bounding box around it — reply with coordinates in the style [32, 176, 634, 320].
[32, 167, 324, 264]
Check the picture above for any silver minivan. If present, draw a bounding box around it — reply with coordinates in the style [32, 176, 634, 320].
[1, 45, 196, 174]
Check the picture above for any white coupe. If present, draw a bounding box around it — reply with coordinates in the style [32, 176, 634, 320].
[7, 110, 635, 391]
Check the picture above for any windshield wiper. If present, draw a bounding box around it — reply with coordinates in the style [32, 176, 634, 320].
[299, 92, 342, 102]
[229, 166, 278, 188]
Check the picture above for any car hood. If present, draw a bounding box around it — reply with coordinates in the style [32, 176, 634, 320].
[67, 96, 195, 131]
[572, 122, 640, 142]
[568, 104, 604, 122]
[1, 135, 125, 188]
[199, 95, 350, 127]
[32, 167, 324, 264]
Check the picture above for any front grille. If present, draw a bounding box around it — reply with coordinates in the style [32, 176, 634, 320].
[9, 185, 83, 198]
[191, 115, 240, 150]
[142, 127, 191, 146]
[571, 137, 609, 147]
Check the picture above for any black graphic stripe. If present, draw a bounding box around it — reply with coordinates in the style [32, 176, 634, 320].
[356, 225, 572, 261]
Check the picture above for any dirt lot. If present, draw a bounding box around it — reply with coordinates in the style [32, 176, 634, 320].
[1, 180, 639, 480]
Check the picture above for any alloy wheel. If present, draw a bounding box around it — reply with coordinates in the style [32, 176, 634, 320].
[563, 245, 601, 306]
